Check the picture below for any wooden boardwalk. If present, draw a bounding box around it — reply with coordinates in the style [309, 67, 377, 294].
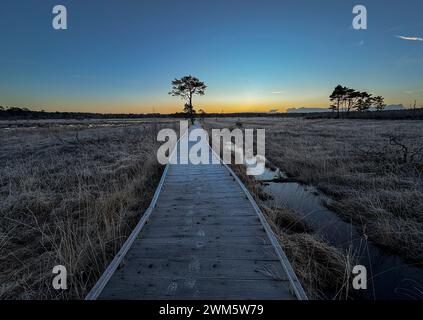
[86, 125, 307, 300]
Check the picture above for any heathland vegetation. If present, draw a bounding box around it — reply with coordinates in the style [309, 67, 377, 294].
[205, 117, 423, 298]
[0, 120, 176, 299]
[1, 80, 422, 299]
[206, 118, 423, 264]
[2, 114, 422, 300]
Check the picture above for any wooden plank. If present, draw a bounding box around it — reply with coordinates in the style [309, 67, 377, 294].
[125, 243, 278, 261]
[152, 210, 257, 219]
[154, 206, 254, 214]
[139, 225, 267, 239]
[99, 278, 294, 300]
[144, 215, 261, 227]
[109, 257, 287, 281]
[155, 202, 253, 210]
[139, 235, 271, 245]
[157, 194, 246, 202]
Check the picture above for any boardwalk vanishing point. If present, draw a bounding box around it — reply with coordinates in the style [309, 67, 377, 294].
[86, 124, 307, 300]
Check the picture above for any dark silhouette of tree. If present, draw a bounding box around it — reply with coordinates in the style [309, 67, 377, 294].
[169, 75, 207, 124]
[330, 85, 384, 116]
[344, 88, 363, 115]
[355, 92, 373, 112]
[329, 85, 347, 118]
[373, 96, 386, 111]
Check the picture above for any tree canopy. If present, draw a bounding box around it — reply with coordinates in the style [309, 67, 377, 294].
[329, 85, 384, 117]
[169, 75, 207, 124]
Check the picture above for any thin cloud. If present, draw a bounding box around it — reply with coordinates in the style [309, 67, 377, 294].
[397, 35, 423, 41]
[271, 91, 283, 94]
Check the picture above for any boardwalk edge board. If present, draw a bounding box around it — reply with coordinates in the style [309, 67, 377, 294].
[208, 146, 308, 301]
[85, 129, 188, 300]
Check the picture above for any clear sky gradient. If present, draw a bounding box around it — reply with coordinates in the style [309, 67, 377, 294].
[0, 0, 422, 113]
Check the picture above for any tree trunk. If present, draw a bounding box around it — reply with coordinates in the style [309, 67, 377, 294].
[337, 100, 340, 119]
[189, 93, 194, 124]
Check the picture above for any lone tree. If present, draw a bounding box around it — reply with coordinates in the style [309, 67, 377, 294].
[169, 75, 207, 124]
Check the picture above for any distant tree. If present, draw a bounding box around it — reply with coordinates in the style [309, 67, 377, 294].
[355, 92, 373, 112]
[373, 96, 386, 111]
[329, 85, 347, 118]
[0, 106, 4, 111]
[344, 88, 363, 115]
[330, 85, 380, 115]
[169, 75, 207, 124]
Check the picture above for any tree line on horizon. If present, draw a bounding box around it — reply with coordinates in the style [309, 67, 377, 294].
[0, 106, 169, 120]
[329, 85, 386, 117]
[3, 80, 422, 121]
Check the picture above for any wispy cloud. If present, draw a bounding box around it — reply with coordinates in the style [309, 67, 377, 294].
[397, 35, 423, 42]
[271, 91, 283, 94]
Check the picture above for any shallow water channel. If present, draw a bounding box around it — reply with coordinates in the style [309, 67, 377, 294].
[255, 168, 423, 300]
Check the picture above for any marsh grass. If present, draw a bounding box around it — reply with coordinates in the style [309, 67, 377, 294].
[238, 166, 357, 300]
[213, 155, 356, 299]
[206, 118, 423, 266]
[0, 121, 175, 299]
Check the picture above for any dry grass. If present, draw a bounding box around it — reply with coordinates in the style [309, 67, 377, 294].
[0, 121, 176, 299]
[263, 206, 356, 300]
[205, 118, 423, 265]
[215, 159, 356, 300]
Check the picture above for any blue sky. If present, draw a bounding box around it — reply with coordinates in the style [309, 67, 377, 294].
[0, 0, 422, 113]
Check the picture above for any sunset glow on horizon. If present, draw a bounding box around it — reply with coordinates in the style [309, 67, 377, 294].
[1, 0, 422, 114]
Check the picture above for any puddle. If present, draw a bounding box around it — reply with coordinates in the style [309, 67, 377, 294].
[254, 167, 286, 182]
[259, 179, 423, 300]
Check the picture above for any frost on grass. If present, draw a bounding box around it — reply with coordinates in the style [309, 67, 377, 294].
[206, 118, 423, 265]
[0, 121, 176, 299]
